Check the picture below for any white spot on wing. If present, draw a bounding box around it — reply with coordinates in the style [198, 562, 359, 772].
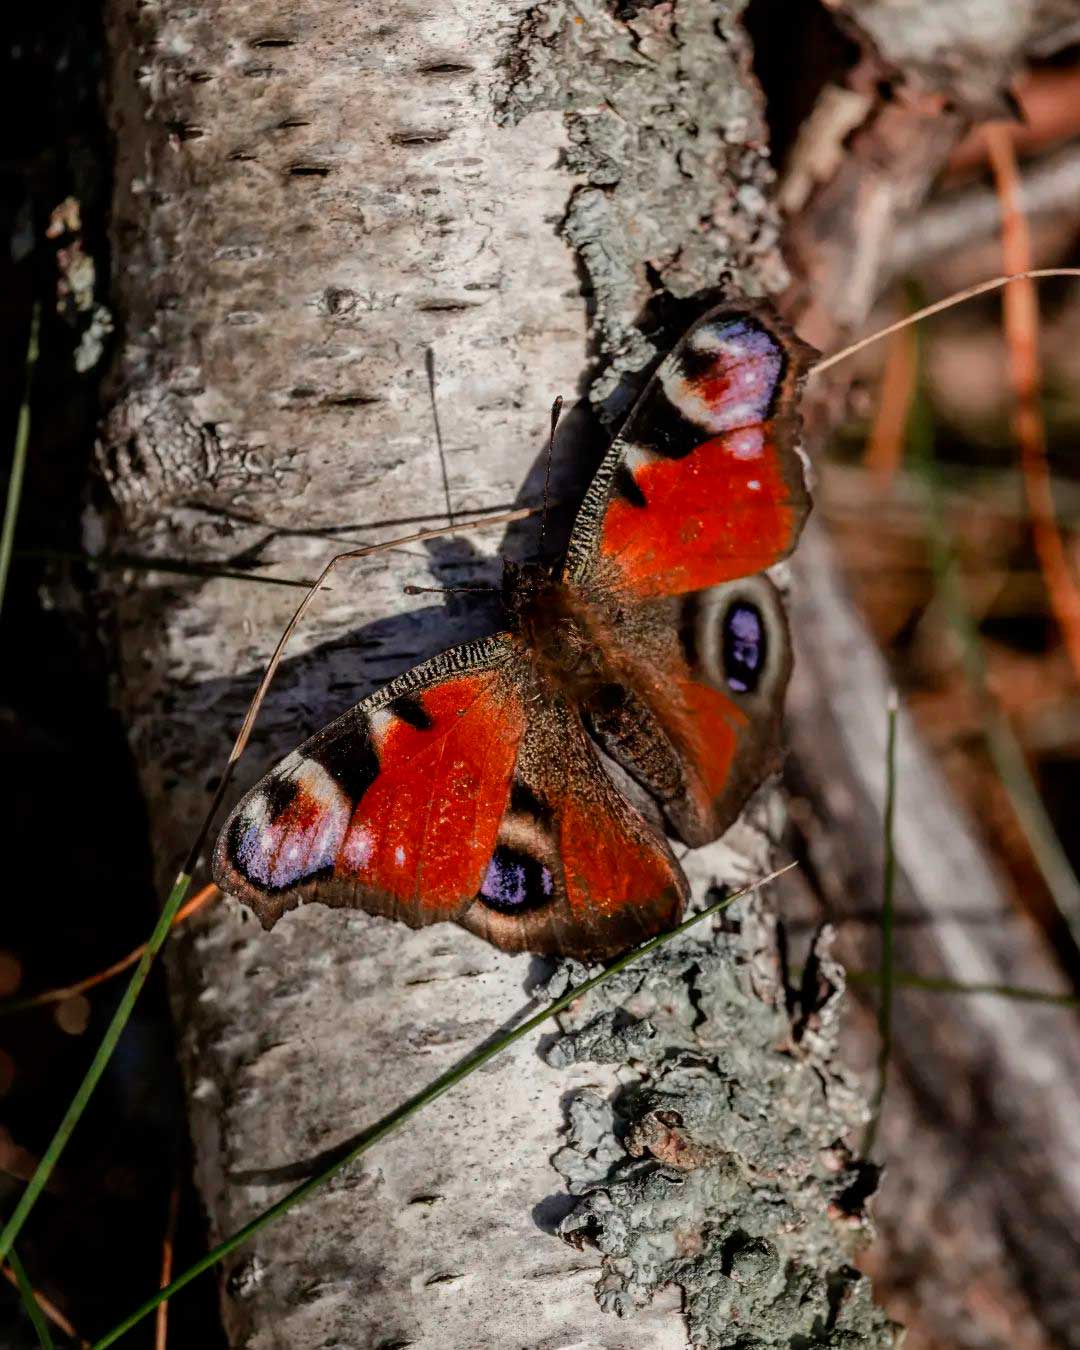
[369, 708, 393, 748]
[341, 824, 373, 872]
[394, 845, 406, 867]
[726, 428, 763, 460]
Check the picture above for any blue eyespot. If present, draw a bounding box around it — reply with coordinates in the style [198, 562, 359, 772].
[723, 602, 765, 694]
[479, 846, 554, 914]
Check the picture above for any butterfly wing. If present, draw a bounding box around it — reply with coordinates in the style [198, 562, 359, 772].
[562, 304, 814, 848]
[562, 304, 815, 600]
[579, 575, 793, 847]
[214, 635, 685, 958]
[214, 637, 528, 931]
[461, 692, 686, 959]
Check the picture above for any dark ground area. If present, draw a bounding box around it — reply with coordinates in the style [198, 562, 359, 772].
[0, 9, 225, 1347]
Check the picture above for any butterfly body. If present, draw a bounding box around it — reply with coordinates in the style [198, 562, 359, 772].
[214, 305, 815, 958]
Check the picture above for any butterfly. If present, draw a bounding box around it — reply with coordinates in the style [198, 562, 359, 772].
[213, 304, 814, 959]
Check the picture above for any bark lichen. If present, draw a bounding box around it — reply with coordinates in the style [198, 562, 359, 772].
[499, 0, 787, 412]
[540, 916, 899, 1347]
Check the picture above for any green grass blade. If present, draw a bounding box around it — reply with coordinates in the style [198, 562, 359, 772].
[91, 866, 792, 1348]
[846, 967, 1078, 1007]
[862, 692, 899, 1158]
[0, 303, 41, 616]
[8, 1247, 55, 1350]
[0, 872, 193, 1267]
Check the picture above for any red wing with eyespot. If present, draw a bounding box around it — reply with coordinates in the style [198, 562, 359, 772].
[562, 305, 815, 601]
[214, 638, 528, 932]
[460, 695, 687, 958]
[579, 575, 795, 850]
[214, 637, 687, 958]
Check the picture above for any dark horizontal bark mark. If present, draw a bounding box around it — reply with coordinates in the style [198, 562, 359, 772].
[417, 62, 475, 75]
[287, 163, 333, 177]
[252, 36, 296, 47]
[287, 387, 383, 408]
[390, 130, 450, 146]
[416, 299, 478, 312]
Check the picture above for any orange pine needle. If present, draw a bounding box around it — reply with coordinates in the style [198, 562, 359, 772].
[2, 884, 220, 1014]
[863, 310, 918, 489]
[155, 1178, 181, 1350]
[984, 126, 1080, 682]
[1, 1260, 88, 1346]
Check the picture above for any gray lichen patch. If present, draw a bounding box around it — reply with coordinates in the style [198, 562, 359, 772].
[499, 0, 788, 412]
[542, 913, 900, 1347]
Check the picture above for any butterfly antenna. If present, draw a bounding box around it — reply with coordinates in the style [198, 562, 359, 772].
[425, 347, 454, 530]
[538, 395, 563, 559]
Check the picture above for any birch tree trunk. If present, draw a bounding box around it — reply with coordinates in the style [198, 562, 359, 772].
[94, 0, 1075, 1345]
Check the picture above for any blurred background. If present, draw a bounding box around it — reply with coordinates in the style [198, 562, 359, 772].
[1, 3, 1079, 1346]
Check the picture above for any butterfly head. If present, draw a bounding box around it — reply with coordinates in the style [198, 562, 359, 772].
[500, 557, 556, 617]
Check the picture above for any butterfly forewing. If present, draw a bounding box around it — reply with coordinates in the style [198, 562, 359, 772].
[214, 637, 527, 931]
[562, 305, 814, 599]
[560, 305, 814, 850]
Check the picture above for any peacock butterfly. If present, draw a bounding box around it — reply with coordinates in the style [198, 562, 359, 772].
[213, 304, 815, 959]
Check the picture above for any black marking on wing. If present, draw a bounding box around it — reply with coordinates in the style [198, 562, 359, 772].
[307, 726, 380, 804]
[644, 400, 709, 460]
[225, 814, 248, 869]
[613, 462, 647, 507]
[509, 780, 553, 824]
[677, 596, 699, 670]
[263, 775, 300, 823]
[389, 693, 435, 731]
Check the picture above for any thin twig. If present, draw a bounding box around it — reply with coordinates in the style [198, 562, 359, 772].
[984, 132, 1080, 682]
[154, 1178, 181, 1350]
[425, 347, 454, 530]
[0, 304, 40, 616]
[14, 547, 317, 590]
[845, 967, 1078, 1008]
[862, 691, 898, 1159]
[90, 864, 795, 1349]
[811, 268, 1080, 376]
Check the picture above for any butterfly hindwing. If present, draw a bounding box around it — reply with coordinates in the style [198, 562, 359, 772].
[461, 693, 687, 958]
[563, 305, 815, 600]
[575, 574, 792, 850]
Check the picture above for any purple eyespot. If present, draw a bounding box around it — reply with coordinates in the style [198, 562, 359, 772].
[723, 602, 765, 694]
[478, 846, 554, 915]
